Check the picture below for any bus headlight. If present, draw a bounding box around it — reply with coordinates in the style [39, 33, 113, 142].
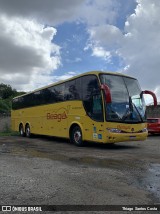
[142, 128, 147, 132]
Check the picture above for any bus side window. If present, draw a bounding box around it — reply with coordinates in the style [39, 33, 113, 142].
[48, 86, 57, 103]
[54, 84, 65, 102]
[24, 94, 33, 108]
[65, 80, 80, 100]
[75, 77, 82, 99]
[12, 98, 20, 109]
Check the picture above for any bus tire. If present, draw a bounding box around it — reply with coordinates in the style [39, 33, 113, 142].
[19, 124, 25, 137]
[25, 124, 31, 138]
[71, 125, 83, 146]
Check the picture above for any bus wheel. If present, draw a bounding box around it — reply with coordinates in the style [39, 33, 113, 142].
[25, 124, 31, 138]
[19, 124, 25, 137]
[71, 126, 83, 146]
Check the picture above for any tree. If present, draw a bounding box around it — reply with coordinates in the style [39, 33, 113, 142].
[0, 83, 25, 114]
[0, 83, 13, 99]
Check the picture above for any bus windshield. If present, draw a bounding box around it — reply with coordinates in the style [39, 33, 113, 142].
[100, 74, 146, 123]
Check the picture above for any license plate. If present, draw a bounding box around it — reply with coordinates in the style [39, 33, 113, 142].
[130, 136, 136, 139]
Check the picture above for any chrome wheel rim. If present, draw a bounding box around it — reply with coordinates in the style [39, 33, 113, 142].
[74, 131, 81, 143]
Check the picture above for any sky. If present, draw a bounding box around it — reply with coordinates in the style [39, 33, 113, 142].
[0, 0, 160, 103]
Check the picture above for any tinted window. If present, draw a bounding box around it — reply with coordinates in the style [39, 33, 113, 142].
[12, 98, 19, 110]
[64, 80, 80, 100]
[23, 94, 33, 108]
[32, 91, 44, 106]
[81, 75, 103, 121]
[75, 78, 82, 99]
[46, 87, 55, 103]
[53, 84, 65, 102]
[82, 75, 99, 101]
[42, 89, 52, 104]
[12, 75, 102, 115]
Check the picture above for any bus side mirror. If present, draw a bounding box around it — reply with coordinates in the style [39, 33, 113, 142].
[142, 90, 157, 106]
[101, 84, 112, 103]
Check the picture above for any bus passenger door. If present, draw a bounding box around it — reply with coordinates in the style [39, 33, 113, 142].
[82, 75, 104, 142]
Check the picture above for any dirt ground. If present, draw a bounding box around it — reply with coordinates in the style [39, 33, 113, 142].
[0, 134, 160, 213]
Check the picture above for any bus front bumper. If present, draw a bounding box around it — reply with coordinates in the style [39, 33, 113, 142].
[105, 131, 148, 143]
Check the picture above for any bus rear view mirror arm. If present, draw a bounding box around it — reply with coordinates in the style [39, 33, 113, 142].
[142, 90, 157, 106]
[101, 84, 112, 103]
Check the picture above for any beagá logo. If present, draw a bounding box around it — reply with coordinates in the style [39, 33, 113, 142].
[47, 112, 67, 122]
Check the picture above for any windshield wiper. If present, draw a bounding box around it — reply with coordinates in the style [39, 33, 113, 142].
[122, 96, 143, 122]
[122, 96, 133, 121]
[132, 101, 143, 122]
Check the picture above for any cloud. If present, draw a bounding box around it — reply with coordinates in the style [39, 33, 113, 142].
[0, 0, 86, 91]
[83, 0, 160, 102]
[52, 71, 77, 82]
[82, 0, 135, 65]
[85, 24, 123, 62]
[120, 0, 160, 92]
[0, 14, 61, 90]
[89, 25, 123, 48]
[0, 0, 135, 92]
[80, 0, 119, 26]
[0, 0, 85, 25]
[85, 44, 111, 61]
[66, 57, 82, 63]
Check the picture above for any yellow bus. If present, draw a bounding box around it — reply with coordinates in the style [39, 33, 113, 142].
[11, 71, 157, 146]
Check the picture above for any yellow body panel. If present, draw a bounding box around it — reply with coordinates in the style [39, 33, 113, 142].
[11, 100, 148, 144]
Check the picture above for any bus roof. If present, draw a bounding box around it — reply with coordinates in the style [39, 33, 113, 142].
[13, 70, 136, 99]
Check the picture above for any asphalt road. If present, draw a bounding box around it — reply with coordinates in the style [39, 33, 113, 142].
[0, 135, 160, 213]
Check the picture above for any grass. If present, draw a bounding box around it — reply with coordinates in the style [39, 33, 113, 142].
[0, 131, 19, 136]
